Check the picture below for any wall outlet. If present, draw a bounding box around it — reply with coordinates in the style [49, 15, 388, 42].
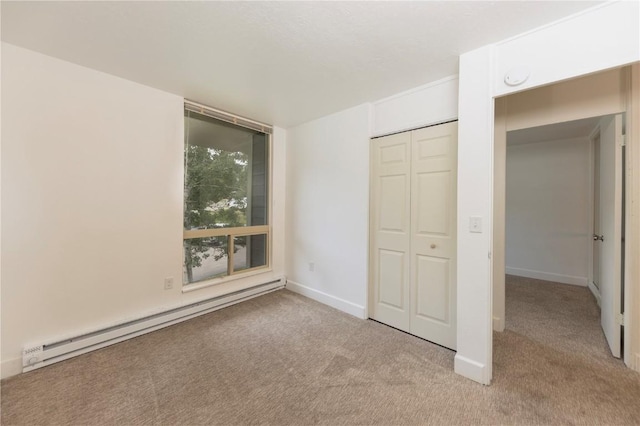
[309, 262, 315, 272]
[164, 277, 174, 290]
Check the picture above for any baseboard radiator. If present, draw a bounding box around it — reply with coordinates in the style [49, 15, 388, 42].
[22, 278, 285, 373]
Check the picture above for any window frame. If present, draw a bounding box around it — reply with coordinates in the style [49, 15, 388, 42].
[182, 101, 272, 290]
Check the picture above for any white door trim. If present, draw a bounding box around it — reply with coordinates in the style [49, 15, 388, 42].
[491, 68, 635, 368]
[587, 125, 600, 304]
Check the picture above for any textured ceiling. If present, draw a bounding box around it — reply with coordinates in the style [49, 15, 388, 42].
[1, 1, 603, 128]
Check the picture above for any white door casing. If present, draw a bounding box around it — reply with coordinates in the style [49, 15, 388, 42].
[370, 122, 457, 350]
[598, 114, 623, 358]
[592, 132, 601, 293]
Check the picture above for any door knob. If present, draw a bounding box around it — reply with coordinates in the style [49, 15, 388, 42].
[593, 234, 604, 242]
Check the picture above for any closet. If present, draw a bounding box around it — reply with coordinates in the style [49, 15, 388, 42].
[369, 121, 457, 350]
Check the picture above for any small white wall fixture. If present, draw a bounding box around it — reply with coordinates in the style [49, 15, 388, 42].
[457, 1, 640, 385]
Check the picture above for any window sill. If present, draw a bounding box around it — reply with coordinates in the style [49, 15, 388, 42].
[181, 266, 273, 293]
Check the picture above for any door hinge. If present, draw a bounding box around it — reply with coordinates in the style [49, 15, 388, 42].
[617, 313, 625, 326]
[621, 135, 626, 147]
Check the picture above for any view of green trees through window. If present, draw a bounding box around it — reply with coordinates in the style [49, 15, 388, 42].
[183, 110, 269, 284]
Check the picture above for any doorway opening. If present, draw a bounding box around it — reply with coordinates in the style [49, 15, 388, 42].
[502, 114, 625, 361]
[491, 65, 636, 372]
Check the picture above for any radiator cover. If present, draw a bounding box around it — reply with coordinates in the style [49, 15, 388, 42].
[22, 278, 285, 373]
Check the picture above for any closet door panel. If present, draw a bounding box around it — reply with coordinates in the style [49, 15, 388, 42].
[379, 175, 407, 232]
[369, 132, 411, 331]
[415, 255, 450, 323]
[416, 171, 451, 236]
[410, 122, 458, 350]
[378, 249, 406, 309]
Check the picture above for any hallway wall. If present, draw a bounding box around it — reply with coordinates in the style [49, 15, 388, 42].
[505, 137, 592, 286]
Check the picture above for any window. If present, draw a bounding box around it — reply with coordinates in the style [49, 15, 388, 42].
[183, 103, 270, 286]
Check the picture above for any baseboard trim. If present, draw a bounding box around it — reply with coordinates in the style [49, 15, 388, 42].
[506, 267, 587, 287]
[630, 353, 640, 372]
[454, 354, 490, 385]
[1, 357, 23, 380]
[285, 280, 366, 319]
[587, 281, 602, 307]
[493, 316, 505, 332]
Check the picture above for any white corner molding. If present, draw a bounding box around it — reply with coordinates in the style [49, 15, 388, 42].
[1, 358, 23, 380]
[587, 281, 602, 307]
[628, 352, 640, 373]
[285, 280, 367, 319]
[454, 354, 490, 385]
[634, 353, 640, 373]
[493, 316, 505, 332]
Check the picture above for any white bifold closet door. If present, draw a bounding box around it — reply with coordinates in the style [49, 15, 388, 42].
[370, 122, 457, 350]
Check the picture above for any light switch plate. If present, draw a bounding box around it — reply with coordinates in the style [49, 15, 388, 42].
[469, 217, 482, 233]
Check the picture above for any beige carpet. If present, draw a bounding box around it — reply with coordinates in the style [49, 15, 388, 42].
[2, 276, 640, 425]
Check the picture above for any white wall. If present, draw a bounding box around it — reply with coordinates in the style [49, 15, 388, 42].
[1, 43, 286, 378]
[456, 45, 495, 384]
[505, 137, 591, 286]
[285, 104, 371, 318]
[372, 75, 458, 137]
[494, 2, 640, 98]
[458, 0, 640, 384]
[284, 75, 461, 319]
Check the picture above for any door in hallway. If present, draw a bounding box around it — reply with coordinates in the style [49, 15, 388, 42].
[592, 132, 601, 292]
[597, 114, 624, 358]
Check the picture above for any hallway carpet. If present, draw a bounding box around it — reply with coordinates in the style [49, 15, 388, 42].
[2, 277, 640, 425]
